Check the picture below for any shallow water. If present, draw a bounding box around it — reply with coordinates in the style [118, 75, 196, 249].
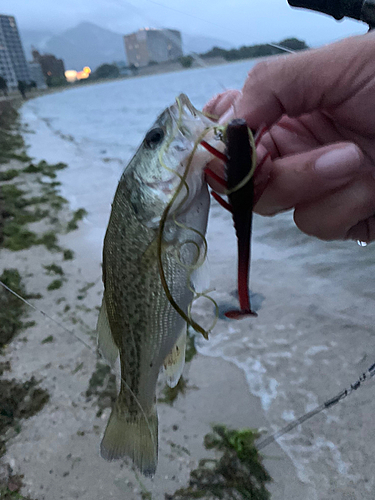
[21, 62, 375, 498]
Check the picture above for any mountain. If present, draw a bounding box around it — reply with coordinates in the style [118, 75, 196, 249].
[19, 22, 234, 71]
[21, 22, 127, 71]
[182, 33, 233, 54]
[46, 22, 127, 71]
[20, 29, 54, 56]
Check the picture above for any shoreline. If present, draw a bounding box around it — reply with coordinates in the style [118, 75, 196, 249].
[0, 97, 310, 499]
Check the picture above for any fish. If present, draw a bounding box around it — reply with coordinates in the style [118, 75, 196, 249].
[96, 94, 220, 476]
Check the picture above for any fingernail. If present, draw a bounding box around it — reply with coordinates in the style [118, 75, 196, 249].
[314, 144, 362, 178]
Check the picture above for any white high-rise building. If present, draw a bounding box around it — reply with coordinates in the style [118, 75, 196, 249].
[124, 28, 183, 68]
[0, 14, 30, 89]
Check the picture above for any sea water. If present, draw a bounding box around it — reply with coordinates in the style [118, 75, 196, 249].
[21, 60, 375, 497]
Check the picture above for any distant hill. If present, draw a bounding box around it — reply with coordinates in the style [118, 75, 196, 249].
[182, 33, 233, 54]
[19, 22, 234, 72]
[20, 29, 54, 55]
[20, 22, 126, 71]
[44, 22, 127, 71]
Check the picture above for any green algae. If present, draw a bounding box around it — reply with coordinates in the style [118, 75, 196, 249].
[158, 377, 188, 405]
[0, 470, 38, 500]
[66, 208, 88, 232]
[0, 269, 27, 349]
[0, 377, 50, 461]
[47, 279, 63, 291]
[63, 249, 74, 260]
[43, 264, 64, 276]
[0, 105, 74, 259]
[41, 335, 54, 344]
[86, 362, 117, 418]
[23, 160, 67, 177]
[167, 425, 271, 500]
[0, 169, 19, 181]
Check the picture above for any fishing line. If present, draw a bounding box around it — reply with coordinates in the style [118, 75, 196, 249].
[257, 360, 375, 450]
[3, 274, 375, 458]
[156, 116, 216, 338]
[131, 0, 297, 56]
[0, 279, 94, 352]
[0, 278, 158, 461]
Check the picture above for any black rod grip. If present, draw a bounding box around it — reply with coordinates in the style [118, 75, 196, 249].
[288, 0, 364, 21]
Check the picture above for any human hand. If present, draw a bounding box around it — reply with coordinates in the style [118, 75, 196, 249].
[204, 33, 375, 243]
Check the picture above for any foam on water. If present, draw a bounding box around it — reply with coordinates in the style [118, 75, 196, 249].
[20, 63, 375, 496]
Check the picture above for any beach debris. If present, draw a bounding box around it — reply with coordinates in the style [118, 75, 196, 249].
[97, 94, 221, 476]
[166, 424, 271, 500]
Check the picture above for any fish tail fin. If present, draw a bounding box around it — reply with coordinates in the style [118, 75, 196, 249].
[100, 396, 158, 477]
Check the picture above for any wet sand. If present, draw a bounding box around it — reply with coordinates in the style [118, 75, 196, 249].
[0, 155, 310, 499]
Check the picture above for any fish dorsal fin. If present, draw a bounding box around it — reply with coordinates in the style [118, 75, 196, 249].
[163, 329, 186, 388]
[97, 298, 119, 367]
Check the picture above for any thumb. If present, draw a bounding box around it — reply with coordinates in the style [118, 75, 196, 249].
[254, 142, 366, 216]
[219, 33, 375, 130]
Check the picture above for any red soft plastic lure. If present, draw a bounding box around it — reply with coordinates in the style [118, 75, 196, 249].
[202, 119, 261, 319]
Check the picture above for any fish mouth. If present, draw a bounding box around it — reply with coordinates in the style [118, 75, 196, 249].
[168, 93, 215, 139]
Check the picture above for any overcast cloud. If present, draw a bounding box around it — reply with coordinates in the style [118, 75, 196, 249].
[7, 0, 367, 47]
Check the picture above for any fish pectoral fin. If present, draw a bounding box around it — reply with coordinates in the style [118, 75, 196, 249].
[96, 298, 119, 367]
[100, 399, 158, 477]
[163, 329, 186, 388]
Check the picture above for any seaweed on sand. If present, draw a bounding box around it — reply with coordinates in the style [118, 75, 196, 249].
[0, 466, 37, 500]
[158, 377, 188, 405]
[166, 425, 271, 500]
[0, 269, 27, 349]
[86, 362, 117, 417]
[0, 377, 50, 460]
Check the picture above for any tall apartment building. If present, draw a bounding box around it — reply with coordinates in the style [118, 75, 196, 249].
[0, 14, 30, 89]
[124, 28, 183, 67]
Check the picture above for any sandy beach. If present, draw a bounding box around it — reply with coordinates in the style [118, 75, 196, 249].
[2, 75, 375, 500]
[0, 99, 310, 500]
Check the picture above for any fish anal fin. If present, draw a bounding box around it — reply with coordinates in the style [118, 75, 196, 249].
[163, 329, 186, 389]
[97, 298, 118, 367]
[100, 400, 158, 477]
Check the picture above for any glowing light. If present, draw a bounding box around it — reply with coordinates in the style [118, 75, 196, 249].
[65, 70, 77, 82]
[76, 71, 89, 80]
[83, 66, 91, 74]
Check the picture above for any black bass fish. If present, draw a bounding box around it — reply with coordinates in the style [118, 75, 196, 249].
[97, 94, 219, 476]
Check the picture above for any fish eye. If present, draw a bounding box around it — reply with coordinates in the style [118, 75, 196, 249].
[145, 127, 165, 149]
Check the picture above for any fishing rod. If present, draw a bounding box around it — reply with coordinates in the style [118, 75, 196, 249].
[288, 0, 375, 29]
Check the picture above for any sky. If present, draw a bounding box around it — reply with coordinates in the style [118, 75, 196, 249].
[7, 0, 368, 48]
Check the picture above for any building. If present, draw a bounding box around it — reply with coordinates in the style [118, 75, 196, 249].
[0, 14, 30, 89]
[124, 28, 183, 67]
[28, 61, 47, 89]
[31, 49, 65, 82]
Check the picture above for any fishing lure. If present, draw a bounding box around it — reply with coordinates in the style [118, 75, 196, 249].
[202, 119, 266, 319]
